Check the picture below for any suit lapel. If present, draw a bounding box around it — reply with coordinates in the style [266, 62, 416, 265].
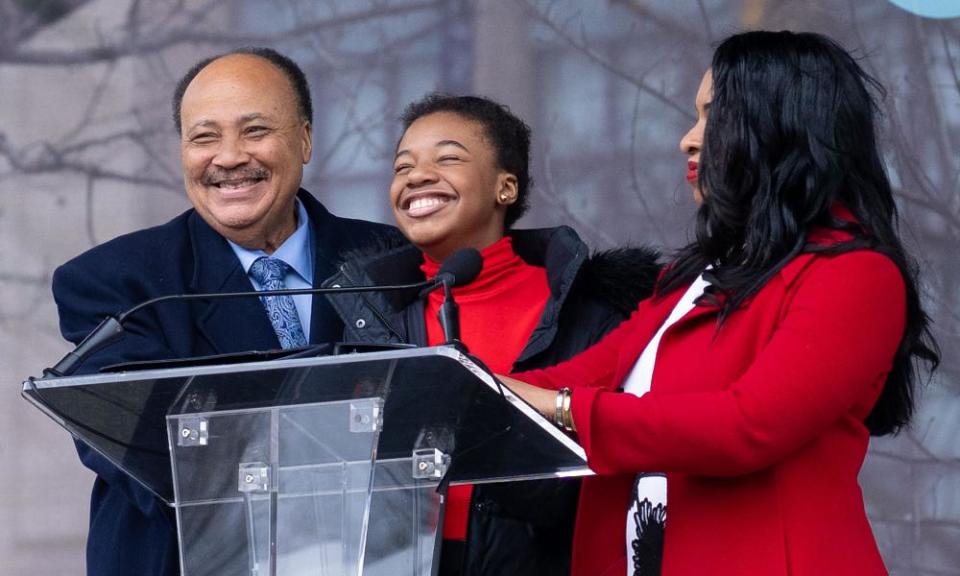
[301, 191, 348, 344]
[187, 212, 280, 354]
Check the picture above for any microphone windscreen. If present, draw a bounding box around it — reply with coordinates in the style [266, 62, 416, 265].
[438, 248, 483, 287]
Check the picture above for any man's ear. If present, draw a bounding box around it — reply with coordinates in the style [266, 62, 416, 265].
[300, 121, 313, 164]
[496, 173, 519, 205]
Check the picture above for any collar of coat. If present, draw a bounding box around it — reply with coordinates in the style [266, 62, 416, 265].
[324, 226, 661, 354]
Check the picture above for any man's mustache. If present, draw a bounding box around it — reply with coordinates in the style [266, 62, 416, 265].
[202, 167, 270, 185]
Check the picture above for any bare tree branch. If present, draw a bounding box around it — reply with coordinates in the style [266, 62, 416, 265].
[518, 0, 694, 121]
[628, 88, 667, 241]
[84, 175, 98, 247]
[608, 0, 712, 46]
[0, 0, 443, 66]
[538, 136, 619, 247]
[0, 133, 181, 191]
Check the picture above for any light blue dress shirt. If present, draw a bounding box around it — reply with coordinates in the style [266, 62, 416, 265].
[228, 199, 314, 341]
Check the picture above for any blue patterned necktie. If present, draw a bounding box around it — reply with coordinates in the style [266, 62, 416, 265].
[248, 256, 308, 349]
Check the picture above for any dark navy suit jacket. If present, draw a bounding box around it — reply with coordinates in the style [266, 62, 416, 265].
[52, 190, 395, 576]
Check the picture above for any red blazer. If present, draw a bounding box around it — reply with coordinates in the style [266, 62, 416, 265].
[519, 247, 905, 576]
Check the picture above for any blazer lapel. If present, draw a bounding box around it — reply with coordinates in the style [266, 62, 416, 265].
[187, 212, 281, 354]
[612, 288, 686, 387]
[676, 298, 720, 325]
[612, 281, 721, 388]
[301, 190, 349, 345]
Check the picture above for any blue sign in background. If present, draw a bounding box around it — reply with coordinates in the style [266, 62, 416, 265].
[888, 0, 960, 18]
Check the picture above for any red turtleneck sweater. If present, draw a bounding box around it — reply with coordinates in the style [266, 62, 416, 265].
[421, 237, 550, 540]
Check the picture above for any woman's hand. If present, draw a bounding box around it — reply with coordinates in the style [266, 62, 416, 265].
[497, 374, 561, 423]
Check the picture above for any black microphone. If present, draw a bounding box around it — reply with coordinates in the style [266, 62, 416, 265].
[435, 247, 483, 289]
[43, 272, 452, 379]
[434, 248, 483, 348]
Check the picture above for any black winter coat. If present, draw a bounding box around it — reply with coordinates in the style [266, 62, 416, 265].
[325, 226, 660, 576]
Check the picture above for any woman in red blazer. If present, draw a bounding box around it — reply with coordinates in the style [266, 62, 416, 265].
[502, 31, 939, 576]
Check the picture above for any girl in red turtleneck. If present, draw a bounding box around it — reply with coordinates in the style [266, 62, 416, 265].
[420, 236, 549, 541]
[327, 94, 659, 576]
[390, 98, 550, 559]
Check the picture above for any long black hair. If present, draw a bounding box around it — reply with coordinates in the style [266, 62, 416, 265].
[659, 30, 939, 435]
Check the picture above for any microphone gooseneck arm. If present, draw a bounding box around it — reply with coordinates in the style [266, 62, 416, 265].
[44, 316, 125, 378]
[43, 279, 440, 379]
[432, 248, 483, 350]
[43, 247, 484, 379]
[437, 277, 461, 345]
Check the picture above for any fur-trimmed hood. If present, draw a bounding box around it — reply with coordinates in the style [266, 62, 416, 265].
[577, 245, 661, 316]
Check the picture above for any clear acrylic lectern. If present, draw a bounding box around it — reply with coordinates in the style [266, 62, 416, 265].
[23, 346, 589, 576]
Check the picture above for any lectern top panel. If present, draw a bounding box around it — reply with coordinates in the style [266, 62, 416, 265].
[23, 346, 589, 504]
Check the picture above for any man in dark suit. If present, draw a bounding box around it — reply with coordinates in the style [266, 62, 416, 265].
[52, 47, 394, 576]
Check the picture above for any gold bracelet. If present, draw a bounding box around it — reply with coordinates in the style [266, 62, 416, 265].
[555, 388, 567, 428]
[561, 388, 574, 431]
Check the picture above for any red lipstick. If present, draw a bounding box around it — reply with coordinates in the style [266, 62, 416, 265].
[686, 161, 698, 182]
